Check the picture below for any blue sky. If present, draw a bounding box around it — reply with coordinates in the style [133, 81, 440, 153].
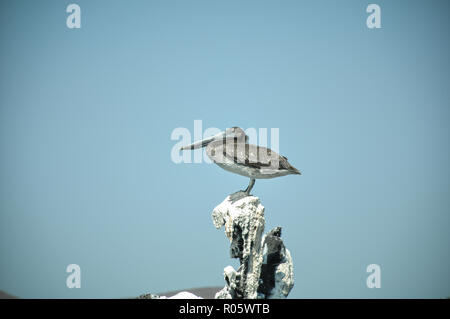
[0, 0, 449, 298]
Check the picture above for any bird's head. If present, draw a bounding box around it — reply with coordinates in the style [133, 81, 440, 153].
[224, 126, 248, 142]
[180, 126, 247, 150]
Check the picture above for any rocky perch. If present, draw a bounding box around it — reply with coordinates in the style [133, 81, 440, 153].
[212, 192, 294, 299]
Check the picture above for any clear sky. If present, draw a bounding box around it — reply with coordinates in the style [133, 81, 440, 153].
[0, 0, 449, 298]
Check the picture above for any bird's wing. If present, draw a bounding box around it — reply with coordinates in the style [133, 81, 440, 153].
[222, 143, 287, 170]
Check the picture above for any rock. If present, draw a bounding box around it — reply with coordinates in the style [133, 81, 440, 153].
[212, 192, 294, 299]
[138, 293, 161, 299]
[138, 291, 203, 299]
[212, 192, 265, 299]
[161, 291, 203, 299]
[258, 227, 294, 298]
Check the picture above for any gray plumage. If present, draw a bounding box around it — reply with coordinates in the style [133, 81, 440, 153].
[181, 127, 301, 194]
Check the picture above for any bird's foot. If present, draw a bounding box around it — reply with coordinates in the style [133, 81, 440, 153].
[229, 190, 250, 203]
[229, 179, 255, 203]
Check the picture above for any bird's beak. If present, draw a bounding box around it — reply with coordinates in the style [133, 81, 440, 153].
[180, 131, 226, 150]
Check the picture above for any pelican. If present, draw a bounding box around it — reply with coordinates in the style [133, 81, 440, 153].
[180, 127, 301, 195]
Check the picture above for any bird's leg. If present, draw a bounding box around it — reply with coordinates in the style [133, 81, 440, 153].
[244, 178, 255, 195]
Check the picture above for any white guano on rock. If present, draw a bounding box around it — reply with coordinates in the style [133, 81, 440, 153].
[212, 191, 294, 299]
